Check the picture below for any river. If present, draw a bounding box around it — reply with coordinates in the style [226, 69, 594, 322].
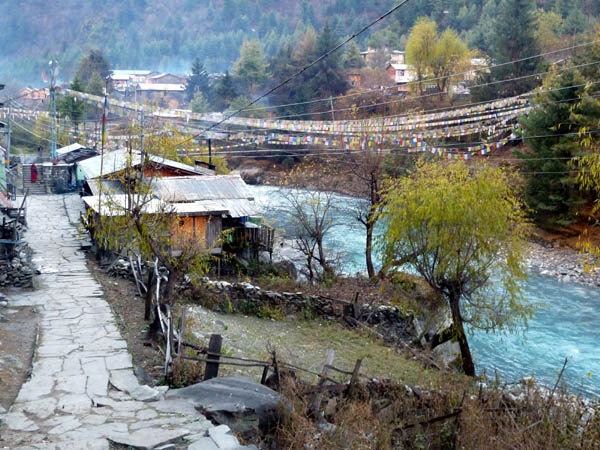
[252, 185, 600, 398]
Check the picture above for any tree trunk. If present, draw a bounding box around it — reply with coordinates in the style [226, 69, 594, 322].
[365, 220, 375, 279]
[163, 271, 178, 307]
[144, 269, 155, 321]
[317, 239, 333, 278]
[449, 294, 475, 377]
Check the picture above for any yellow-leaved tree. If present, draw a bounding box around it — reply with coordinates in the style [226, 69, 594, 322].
[378, 160, 534, 376]
[405, 17, 471, 95]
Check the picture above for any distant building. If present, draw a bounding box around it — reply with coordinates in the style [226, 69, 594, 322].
[111, 70, 156, 91]
[133, 83, 186, 109]
[19, 87, 49, 100]
[345, 72, 362, 88]
[464, 58, 489, 81]
[386, 64, 417, 90]
[360, 48, 405, 67]
[146, 73, 187, 85]
[389, 50, 405, 65]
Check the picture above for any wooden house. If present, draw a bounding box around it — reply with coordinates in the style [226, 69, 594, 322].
[78, 148, 214, 188]
[82, 173, 273, 257]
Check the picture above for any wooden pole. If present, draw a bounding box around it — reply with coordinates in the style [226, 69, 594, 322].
[260, 365, 270, 385]
[204, 334, 223, 380]
[310, 348, 335, 418]
[177, 309, 187, 356]
[348, 359, 362, 395]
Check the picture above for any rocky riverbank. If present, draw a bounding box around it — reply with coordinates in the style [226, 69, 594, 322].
[527, 243, 600, 286]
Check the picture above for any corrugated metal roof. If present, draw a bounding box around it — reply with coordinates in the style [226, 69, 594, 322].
[77, 149, 213, 179]
[152, 175, 253, 202]
[86, 179, 126, 196]
[83, 195, 165, 216]
[85, 175, 259, 218]
[57, 143, 85, 156]
[152, 175, 259, 218]
[82, 195, 229, 217]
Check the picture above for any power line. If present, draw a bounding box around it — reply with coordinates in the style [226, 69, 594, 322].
[173, 0, 413, 146]
[220, 39, 600, 113]
[216, 59, 600, 123]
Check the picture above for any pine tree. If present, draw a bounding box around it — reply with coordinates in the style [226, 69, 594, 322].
[75, 50, 110, 87]
[343, 41, 365, 69]
[472, 0, 540, 101]
[563, 0, 587, 36]
[57, 76, 87, 127]
[186, 58, 210, 101]
[517, 67, 600, 227]
[210, 71, 236, 111]
[233, 39, 268, 96]
[306, 22, 349, 100]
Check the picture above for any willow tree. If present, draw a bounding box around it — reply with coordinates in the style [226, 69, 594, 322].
[378, 160, 534, 376]
[405, 17, 471, 95]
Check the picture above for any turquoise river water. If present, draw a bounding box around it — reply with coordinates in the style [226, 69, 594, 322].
[252, 185, 600, 398]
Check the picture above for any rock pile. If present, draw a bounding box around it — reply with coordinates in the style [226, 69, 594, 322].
[0, 244, 36, 288]
[528, 243, 600, 286]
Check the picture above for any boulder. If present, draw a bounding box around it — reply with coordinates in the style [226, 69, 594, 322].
[432, 340, 461, 370]
[166, 376, 282, 440]
[272, 260, 298, 280]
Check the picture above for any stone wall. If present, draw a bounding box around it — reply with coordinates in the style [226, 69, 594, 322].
[181, 277, 416, 345]
[0, 244, 35, 288]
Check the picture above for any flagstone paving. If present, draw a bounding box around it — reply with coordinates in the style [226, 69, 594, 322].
[0, 195, 250, 450]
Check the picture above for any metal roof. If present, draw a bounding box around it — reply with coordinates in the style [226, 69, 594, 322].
[86, 179, 125, 196]
[77, 148, 213, 179]
[57, 143, 85, 156]
[152, 175, 254, 202]
[149, 175, 259, 218]
[82, 195, 228, 217]
[85, 174, 259, 218]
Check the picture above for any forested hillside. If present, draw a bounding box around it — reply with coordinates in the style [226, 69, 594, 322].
[0, 0, 597, 84]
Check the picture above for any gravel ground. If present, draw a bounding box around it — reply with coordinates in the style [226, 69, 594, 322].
[0, 297, 38, 411]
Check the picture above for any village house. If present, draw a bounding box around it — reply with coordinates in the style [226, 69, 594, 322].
[79, 149, 273, 259]
[345, 72, 361, 88]
[19, 87, 49, 100]
[386, 63, 417, 91]
[77, 148, 214, 184]
[146, 73, 187, 85]
[111, 70, 157, 92]
[360, 48, 405, 67]
[132, 83, 186, 109]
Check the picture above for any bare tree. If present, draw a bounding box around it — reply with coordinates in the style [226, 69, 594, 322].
[279, 188, 340, 282]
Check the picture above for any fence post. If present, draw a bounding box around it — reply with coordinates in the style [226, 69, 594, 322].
[348, 359, 362, 395]
[260, 365, 270, 385]
[204, 334, 223, 380]
[309, 348, 335, 418]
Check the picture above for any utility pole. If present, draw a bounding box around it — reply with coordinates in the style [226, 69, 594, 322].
[140, 110, 145, 159]
[329, 96, 335, 121]
[208, 138, 212, 166]
[0, 84, 7, 192]
[5, 99, 10, 167]
[139, 110, 145, 184]
[49, 60, 58, 160]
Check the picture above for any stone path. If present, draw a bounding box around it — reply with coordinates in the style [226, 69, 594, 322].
[0, 195, 251, 450]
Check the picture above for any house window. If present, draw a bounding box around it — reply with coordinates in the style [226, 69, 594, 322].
[398, 70, 405, 77]
[178, 219, 185, 227]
